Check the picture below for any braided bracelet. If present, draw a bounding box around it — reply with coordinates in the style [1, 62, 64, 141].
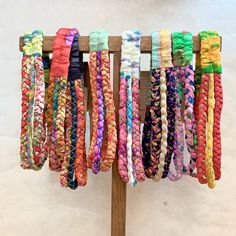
[59, 31, 87, 189]
[169, 32, 197, 179]
[88, 31, 117, 174]
[47, 28, 75, 171]
[20, 30, 47, 170]
[118, 31, 145, 185]
[196, 31, 222, 188]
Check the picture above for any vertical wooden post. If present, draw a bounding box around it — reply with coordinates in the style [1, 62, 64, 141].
[111, 52, 127, 236]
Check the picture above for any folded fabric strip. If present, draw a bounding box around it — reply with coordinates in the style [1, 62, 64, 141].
[20, 30, 47, 170]
[118, 30, 145, 185]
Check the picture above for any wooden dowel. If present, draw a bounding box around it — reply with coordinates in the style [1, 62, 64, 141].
[19, 35, 222, 53]
[111, 52, 126, 236]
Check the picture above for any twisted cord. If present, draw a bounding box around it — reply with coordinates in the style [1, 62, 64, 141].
[118, 72, 129, 183]
[87, 52, 98, 168]
[56, 76, 68, 168]
[168, 69, 184, 181]
[141, 104, 152, 174]
[154, 68, 168, 181]
[213, 74, 223, 180]
[132, 76, 145, 181]
[74, 79, 87, 186]
[127, 73, 136, 185]
[205, 73, 216, 188]
[100, 50, 117, 171]
[196, 75, 208, 184]
[60, 83, 72, 187]
[91, 51, 104, 174]
[145, 69, 161, 178]
[180, 66, 197, 175]
[163, 68, 176, 178]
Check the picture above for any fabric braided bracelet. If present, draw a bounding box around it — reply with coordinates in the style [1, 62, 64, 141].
[20, 30, 47, 170]
[118, 31, 145, 185]
[60, 30, 87, 189]
[47, 28, 75, 171]
[196, 31, 222, 188]
[153, 30, 173, 182]
[168, 32, 197, 179]
[142, 30, 173, 181]
[88, 31, 117, 174]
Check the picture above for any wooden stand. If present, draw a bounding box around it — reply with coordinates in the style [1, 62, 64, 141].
[19, 35, 221, 236]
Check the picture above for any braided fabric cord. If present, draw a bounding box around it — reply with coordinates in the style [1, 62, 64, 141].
[60, 83, 72, 186]
[118, 71, 129, 182]
[146, 69, 161, 178]
[180, 66, 197, 175]
[153, 30, 172, 181]
[213, 74, 223, 180]
[20, 30, 47, 170]
[87, 52, 98, 169]
[91, 51, 104, 174]
[205, 73, 215, 188]
[142, 104, 152, 175]
[168, 70, 185, 181]
[100, 50, 117, 171]
[47, 28, 75, 171]
[163, 68, 176, 178]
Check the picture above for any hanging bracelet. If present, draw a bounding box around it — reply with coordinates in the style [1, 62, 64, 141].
[196, 31, 222, 188]
[88, 31, 117, 174]
[118, 31, 144, 185]
[47, 28, 74, 171]
[20, 30, 47, 170]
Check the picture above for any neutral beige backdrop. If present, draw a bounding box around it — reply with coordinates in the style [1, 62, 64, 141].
[0, 0, 236, 235]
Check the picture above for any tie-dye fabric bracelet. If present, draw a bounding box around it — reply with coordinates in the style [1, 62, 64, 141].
[196, 31, 222, 188]
[118, 31, 145, 185]
[20, 30, 47, 170]
[60, 31, 87, 189]
[47, 28, 76, 171]
[88, 31, 117, 174]
[169, 32, 197, 178]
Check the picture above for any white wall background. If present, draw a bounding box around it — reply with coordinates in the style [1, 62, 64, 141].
[0, 0, 236, 235]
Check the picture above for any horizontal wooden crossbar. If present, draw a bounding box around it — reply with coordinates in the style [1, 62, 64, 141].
[19, 35, 222, 53]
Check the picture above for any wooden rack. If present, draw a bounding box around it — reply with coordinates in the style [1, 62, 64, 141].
[19, 35, 221, 236]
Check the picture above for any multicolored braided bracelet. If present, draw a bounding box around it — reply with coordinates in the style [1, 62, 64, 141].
[170, 32, 197, 178]
[47, 28, 74, 171]
[118, 31, 145, 185]
[88, 31, 117, 174]
[142, 30, 174, 180]
[60, 30, 87, 189]
[20, 30, 47, 170]
[153, 30, 173, 182]
[196, 31, 222, 188]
